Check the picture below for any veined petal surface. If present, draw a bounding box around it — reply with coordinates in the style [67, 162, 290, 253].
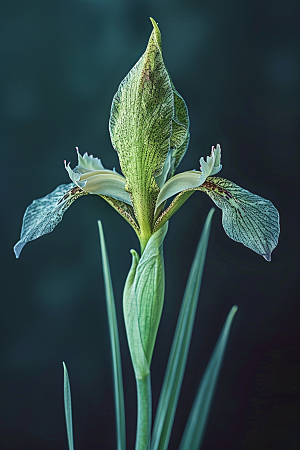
[199, 177, 280, 260]
[109, 20, 174, 229]
[149, 19, 190, 174]
[14, 184, 87, 258]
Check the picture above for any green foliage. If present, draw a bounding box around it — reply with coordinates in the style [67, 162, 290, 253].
[62, 362, 74, 450]
[179, 306, 238, 450]
[98, 221, 126, 450]
[151, 209, 214, 450]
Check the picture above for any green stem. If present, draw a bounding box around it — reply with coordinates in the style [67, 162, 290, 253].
[135, 374, 152, 450]
[139, 235, 150, 255]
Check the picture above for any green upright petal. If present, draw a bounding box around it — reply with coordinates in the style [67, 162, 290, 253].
[169, 90, 189, 174]
[199, 177, 280, 260]
[109, 20, 174, 239]
[123, 223, 168, 379]
[149, 19, 190, 174]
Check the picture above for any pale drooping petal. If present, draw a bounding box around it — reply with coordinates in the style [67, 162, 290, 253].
[65, 150, 132, 205]
[199, 177, 280, 260]
[14, 184, 87, 258]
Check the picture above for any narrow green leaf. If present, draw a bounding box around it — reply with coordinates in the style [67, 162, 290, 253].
[179, 305, 238, 450]
[98, 221, 126, 450]
[151, 208, 215, 450]
[62, 362, 74, 450]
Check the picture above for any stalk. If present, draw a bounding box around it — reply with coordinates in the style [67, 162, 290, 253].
[135, 373, 152, 450]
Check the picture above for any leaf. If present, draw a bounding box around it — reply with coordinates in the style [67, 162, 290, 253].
[14, 183, 87, 258]
[150, 209, 214, 450]
[199, 177, 280, 260]
[62, 362, 74, 450]
[98, 222, 126, 450]
[123, 222, 168, 379]
[178, 306, 238, 450]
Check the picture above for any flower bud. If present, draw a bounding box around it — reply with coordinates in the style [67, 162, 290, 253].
[123, 222, 168, 379]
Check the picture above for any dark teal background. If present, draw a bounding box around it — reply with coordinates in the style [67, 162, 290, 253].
[1, 1, 299, 449]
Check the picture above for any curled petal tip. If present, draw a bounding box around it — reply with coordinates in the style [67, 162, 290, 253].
[75, 146, 79, 153]
[263, 253, 272, 262]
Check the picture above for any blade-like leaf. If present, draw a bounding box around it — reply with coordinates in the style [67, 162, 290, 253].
[151, 208, 215, 450]
[179, 305, 238, 450]
[98, 221, 126, 450]
[62, 362, 74, 450]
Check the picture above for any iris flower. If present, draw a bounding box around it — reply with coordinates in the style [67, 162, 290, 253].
[14, 20, 279, 260]
[14, 143, 279, 261]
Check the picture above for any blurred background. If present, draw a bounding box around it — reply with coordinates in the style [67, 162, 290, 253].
[1, 0, 299, 449]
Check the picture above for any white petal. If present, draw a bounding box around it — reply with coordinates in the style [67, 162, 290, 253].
[64, 161, 86, 188]
[199, 144, 222, 180]
[75, 148, 105, 173]
[210, 144, 222, 175]
[64, 150, 131, 205]
[155, 171, 201, 212]
[84, 172, 132, 204]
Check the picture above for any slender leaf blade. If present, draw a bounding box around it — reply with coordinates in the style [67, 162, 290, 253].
[179, 305, 238, 450]
[98, 221, 126, 450]
[62, 362, 74, 450]
[151, 208, 215, 450]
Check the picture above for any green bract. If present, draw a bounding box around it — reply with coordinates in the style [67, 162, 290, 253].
[123, 223, 168, 379]
[14, 19, 280, 261]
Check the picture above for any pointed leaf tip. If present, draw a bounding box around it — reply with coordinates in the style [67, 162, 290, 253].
[63, 361, 74, 450]
[149, 18, 161, 50]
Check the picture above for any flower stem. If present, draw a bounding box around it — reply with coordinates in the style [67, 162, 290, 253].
[139, 235, 150, 255]
[135, 373, 152, 450]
